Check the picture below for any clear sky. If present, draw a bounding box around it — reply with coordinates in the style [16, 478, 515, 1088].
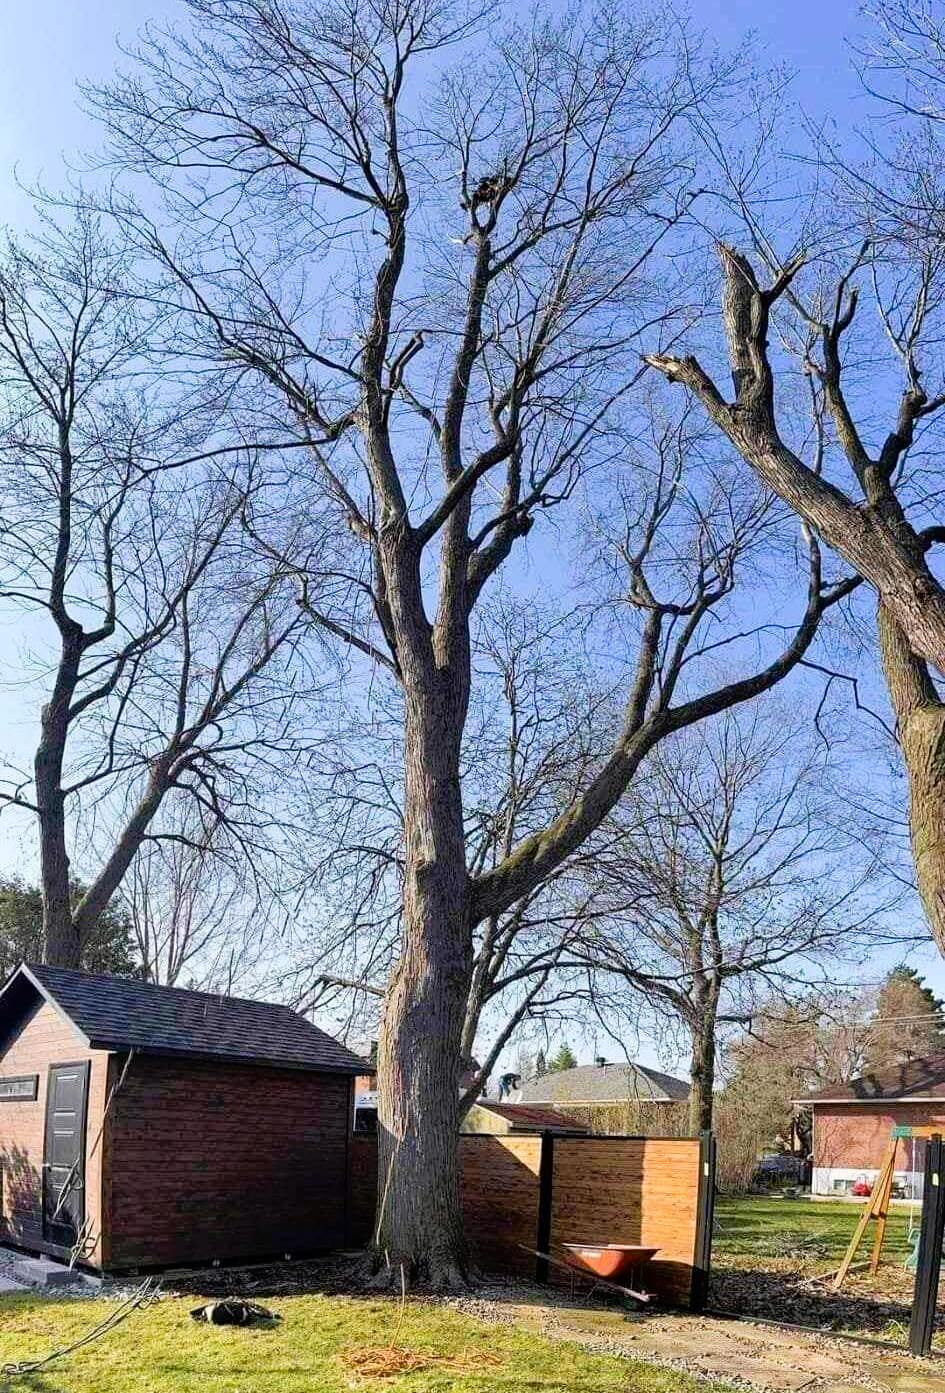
[0, 0, 942, 1070]
[0, 0, 866, 220]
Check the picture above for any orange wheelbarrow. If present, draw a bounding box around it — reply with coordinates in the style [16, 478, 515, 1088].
[519, 1241, 659, 1306]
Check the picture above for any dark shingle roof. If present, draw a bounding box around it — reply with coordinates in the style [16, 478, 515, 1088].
[802, 1053, 945, 1104]
[4, 963, 367, 1074]
[514, 1062, 689, 1105]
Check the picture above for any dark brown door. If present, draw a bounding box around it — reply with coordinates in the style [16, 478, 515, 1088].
[42, 1062, 90, 1247]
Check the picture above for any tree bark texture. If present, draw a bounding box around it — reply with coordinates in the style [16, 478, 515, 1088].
[374, 687, 472, 1286]
[36, 633, 82, 968]
[372, 509, 475, 1285]
[688, 1006, 717, 1134]
[878, 602, 945, 957]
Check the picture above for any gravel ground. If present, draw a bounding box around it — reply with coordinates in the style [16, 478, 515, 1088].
[439, 1282, 945, 1392]
[443, 1288, 754, 1389]
[0, 1247, 102, 1299]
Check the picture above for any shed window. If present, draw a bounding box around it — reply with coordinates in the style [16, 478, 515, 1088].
[0, 1075, 38, 1101]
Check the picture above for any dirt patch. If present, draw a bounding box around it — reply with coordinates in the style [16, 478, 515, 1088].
[711, 1253, 940, 1349]
[711, 1265, 914, 1340]
[157, 1251, 370, 1300]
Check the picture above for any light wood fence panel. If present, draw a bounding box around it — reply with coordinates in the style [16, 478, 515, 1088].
[346, 1132, 709, 1306]
[549, 1137, 701, 1304]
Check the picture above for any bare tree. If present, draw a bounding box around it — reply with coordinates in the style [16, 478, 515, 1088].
[0, 213, 338, 966]
[573, 707, 898, 1133]
[288, 597, 615, 1101]
[642, 5, 945, 956]
[643, 241, 945, 666]
[89, 0, 860, 1285]
[127, 824, 263, 988]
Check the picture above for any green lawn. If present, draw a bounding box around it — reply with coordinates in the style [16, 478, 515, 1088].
[714, 1194, 914, 1267]
[0, 1290, 730, 1393]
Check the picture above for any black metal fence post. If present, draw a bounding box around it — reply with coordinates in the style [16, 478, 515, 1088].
[690, 1131, 717, 1311]
[909, 1134, 945, 1357]
[535, 1131, 555, 1283]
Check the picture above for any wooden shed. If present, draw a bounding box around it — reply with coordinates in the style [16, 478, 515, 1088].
[0, 963, 367, 1271]
[461, 1101, 589, 1136]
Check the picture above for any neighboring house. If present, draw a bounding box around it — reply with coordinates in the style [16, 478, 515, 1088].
[461, 1101, 589, 1135]
[799, 1054, 945, 1200]
[0, 962, 367, 1268]
[511, 1060, 690, 1135]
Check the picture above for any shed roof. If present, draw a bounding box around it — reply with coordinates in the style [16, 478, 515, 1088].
[800, 1053, 945, 1104]
[513, 1061, 689, 1105]
[475, 1101, 589, 1133]
[0, 963, 368, 1075]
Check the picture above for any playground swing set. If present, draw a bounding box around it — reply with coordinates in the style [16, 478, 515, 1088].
[832, 1124, 941, 1289]
[827, 1129, 945, 1358]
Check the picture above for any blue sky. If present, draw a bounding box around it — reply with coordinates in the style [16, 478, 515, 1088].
[0, 0, 864, 219]
[1, 0, 943, 1070]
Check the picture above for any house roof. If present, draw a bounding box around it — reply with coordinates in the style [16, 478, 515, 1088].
[0, 963, 368, 1075]
[800, 1053, 945, 1104]
[475, 1101, 589, 1133]
[513, 1061, 689, 1106]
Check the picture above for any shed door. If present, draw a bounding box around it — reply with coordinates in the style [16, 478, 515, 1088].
[42, 1062, 90, 1247]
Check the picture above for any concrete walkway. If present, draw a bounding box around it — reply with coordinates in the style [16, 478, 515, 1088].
[490, 1296, 945, 1391]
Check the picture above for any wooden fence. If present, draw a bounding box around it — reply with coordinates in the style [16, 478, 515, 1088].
[347, 1132, 715, 1308]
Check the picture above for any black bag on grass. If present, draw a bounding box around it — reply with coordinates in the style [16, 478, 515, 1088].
[190, 1299, 281, 1326]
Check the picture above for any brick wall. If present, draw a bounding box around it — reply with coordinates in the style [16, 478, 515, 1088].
[105, 1055, 353, 1268]
[814, 1103, 945, 1172]
[0, 999, 108, 1265]
[348, 1134, 378, 1247]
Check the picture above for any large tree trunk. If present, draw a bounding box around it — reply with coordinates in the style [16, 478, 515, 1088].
[688, 1010, 716, 1134]
[373, 677, 473, 1288]
[878, 602, 945, 956]
[72, 763, 170, 943]
[35, 636, 82, 968]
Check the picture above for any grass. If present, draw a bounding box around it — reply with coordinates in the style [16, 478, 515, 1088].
[714, 1194, 915, 1267]
[0, 1289, 732, 1393]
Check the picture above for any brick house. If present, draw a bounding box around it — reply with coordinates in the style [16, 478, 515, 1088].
[801, 1054, 945, 1199]
[0, 963, 366, 1269]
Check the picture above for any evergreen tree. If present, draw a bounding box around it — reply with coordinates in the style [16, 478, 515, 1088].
[868, 966, 945, 1066]
[549, 1043, 577, 1072]
[0, 878, 137, 981]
